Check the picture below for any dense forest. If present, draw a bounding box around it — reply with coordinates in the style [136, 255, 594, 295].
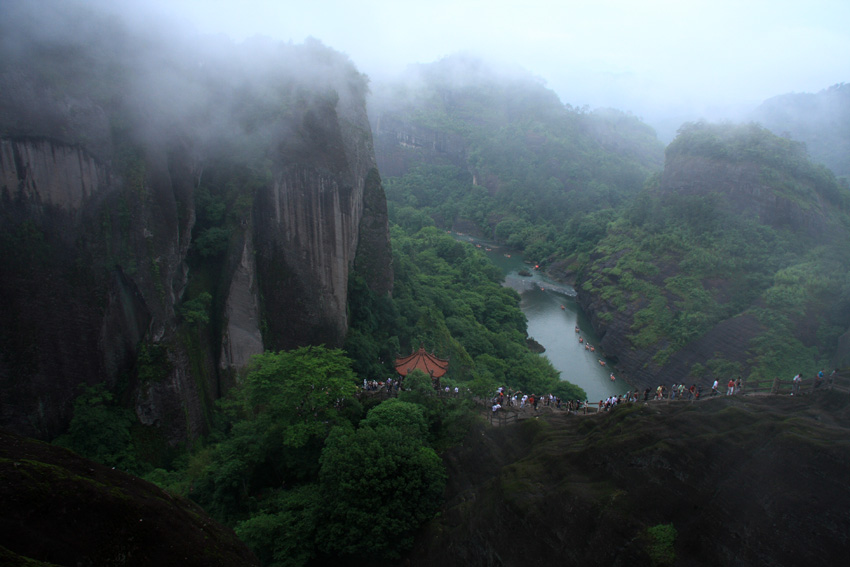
[580, 122, 850, 386]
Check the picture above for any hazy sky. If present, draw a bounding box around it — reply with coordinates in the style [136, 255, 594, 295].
[134, 0, 849, 136]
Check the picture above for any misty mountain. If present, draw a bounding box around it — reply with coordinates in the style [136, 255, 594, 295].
[0, 0, 391, 444]
[752, 83, 850, 178]
[369, 54, 665, 250]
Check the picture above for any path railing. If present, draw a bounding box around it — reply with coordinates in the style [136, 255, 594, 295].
[488, 410, 519, 427]
[479, 372, 850, 426]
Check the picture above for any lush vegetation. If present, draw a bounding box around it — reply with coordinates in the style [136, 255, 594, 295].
[753, 83, 850, 179]
[136, 348, 458, 566]
[57, 204, 586, 565]
[345, 218, 586, 402]
[372, 55, 665, 265]
[379, 78, 850, 384]
[580, 122, 850, 380]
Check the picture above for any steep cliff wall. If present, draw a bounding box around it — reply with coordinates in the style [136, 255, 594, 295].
[371, 113, 469, 177]
[0, 135, 199, 440]
[0, 6, 391, 443]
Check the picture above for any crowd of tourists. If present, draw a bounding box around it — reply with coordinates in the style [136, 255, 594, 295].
[490, 387, 585, 414]
[366, 368, 843, 419]
[488, 367, 844, 417]
[362, 378, 400, 392]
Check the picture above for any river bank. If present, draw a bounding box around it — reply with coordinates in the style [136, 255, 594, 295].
[451, 233, 626, 402]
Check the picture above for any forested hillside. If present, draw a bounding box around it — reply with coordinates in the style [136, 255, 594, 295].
[579, 122, 850, 388]
[370, 55, 665, 264]
[753, 83, 850, 179]
[371, 61, 850, 386]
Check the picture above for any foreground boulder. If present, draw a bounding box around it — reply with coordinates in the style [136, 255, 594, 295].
[0, 429, 257, 567]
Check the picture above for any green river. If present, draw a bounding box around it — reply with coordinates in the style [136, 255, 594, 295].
[454, 233, 623, 403]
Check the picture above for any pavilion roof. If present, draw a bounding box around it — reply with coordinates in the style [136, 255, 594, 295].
[394, 346, 449, 378]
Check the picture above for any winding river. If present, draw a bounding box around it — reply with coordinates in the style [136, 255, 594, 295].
[454, 234, 620, 402]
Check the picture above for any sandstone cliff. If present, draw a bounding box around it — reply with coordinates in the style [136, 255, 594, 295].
[0, 3, 391, 445]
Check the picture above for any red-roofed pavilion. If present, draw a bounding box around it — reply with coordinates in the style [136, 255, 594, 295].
[394, 345, 449, 380]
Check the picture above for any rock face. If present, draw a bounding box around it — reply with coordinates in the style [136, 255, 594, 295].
[219, 230, 263, 371]
[0, 428, 259, 566]
[0, 5, 391, 444]
[0, 136, 196, 440]
[0, 138, 110, 210]
[409, 394, 850, 567]
[371, 113, 469, 177]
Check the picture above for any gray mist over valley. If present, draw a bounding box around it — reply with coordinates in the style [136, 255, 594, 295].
[139, 0, 850, 141]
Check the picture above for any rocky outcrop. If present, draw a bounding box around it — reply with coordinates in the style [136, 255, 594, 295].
[0, 138, 110, 211]
[371, 113, 468, 178]
[0, 136, 199, 440]
[219, 229, 263, 371]
[409, 394, 850, 567]
[0, 428, 258, 566]
[0, 6, 392, 444]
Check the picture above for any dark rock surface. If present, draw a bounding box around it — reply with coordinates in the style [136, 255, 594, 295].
[409, 392, 850, 566]
[0, 428, 258, 567]
[0, 4, 392, 444]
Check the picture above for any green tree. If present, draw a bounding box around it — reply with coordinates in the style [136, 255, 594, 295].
[317, 424, 447, 564]
[189, 346, 358, 522]
[235, 485, 321, 567]
[231, 346, 358, 448]
[53, 383, 139, 472]
[361, 399, 429, 444]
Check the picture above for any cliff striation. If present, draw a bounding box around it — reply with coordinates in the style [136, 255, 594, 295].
[0, 3, 391, 444]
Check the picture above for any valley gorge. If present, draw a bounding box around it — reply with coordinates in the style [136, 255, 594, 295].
[2, 3, 850, 566]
